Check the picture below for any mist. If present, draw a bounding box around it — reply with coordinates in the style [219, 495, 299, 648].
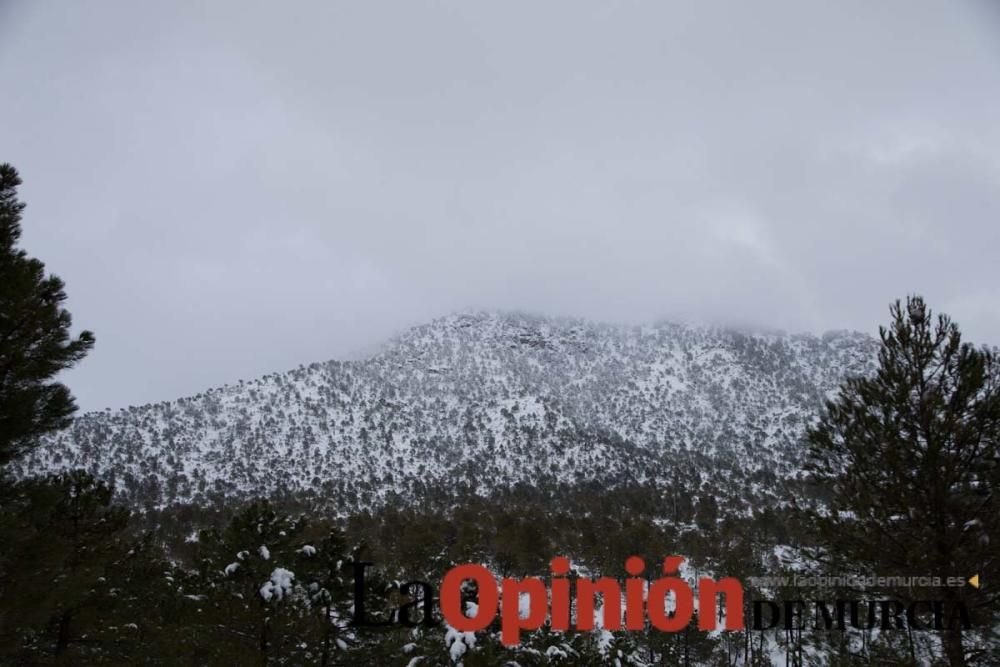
[2, 0, 999, 410]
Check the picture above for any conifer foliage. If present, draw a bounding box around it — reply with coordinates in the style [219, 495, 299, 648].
[806, 296, 1000, 667]
[0, 164, 94, 465]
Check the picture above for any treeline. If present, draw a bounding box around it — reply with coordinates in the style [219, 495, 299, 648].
[0, 472, 822, 665]
[4, 470, 983, 666]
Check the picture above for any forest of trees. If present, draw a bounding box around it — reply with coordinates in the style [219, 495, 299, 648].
[1, 163, 998, 665]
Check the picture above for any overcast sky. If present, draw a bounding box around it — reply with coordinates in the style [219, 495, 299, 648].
[2, 1, 1000, 411]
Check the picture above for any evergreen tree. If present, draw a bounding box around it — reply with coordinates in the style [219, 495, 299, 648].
[805, 296, 1000, 667]
[0, 164, 94, 465]
[192, 500, 316, 664]
[0, 471, 130, 661]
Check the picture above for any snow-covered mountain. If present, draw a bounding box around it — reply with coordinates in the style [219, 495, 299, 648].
[16, 312, 878, 509]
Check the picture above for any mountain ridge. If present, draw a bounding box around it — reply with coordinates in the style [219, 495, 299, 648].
[15, 311, 879, 510]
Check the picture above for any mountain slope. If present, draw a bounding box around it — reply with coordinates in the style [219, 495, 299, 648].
[15, 312, 878, 510]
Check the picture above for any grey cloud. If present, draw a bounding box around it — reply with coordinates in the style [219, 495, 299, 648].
[1, 0, 998, 410]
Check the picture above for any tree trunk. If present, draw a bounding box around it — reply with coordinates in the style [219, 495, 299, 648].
[258, 610, 268, 667]
[943, 627, 965, 667]
[54, 609, 71, 656]
[320, 603, 332, 667]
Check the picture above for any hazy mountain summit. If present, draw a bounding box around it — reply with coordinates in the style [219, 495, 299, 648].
[16, 312, 877, 509]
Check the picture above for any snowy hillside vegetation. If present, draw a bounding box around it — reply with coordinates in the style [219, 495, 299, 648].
[16, 312, 878, 509]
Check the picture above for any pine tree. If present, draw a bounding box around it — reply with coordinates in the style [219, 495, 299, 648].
[805, 296, 1000, 667]
[192, 500, 314, 664]
[0, 164, 94, 466]
[0, 471, 130, 661]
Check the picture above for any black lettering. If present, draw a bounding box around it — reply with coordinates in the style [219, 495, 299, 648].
[906, 600, 933, 631]
[397, 580, 437, 627]
[753, 600, 781, 631]
[879, 599, 905, 630]
[783, 600, 806, 630]
[350, 562, 393, 627]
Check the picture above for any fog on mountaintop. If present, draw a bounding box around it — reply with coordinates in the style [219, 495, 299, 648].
[1, 1, 999, 410]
